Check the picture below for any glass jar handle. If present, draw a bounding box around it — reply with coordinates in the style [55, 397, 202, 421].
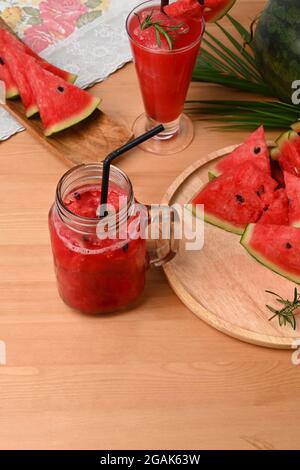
[144, 204, 179, 267]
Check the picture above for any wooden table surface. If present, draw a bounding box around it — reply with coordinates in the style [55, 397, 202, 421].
[1, 0, 300, 451]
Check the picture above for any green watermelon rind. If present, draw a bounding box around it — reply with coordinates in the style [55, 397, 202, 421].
[203, 210, 244, 235]
[204, 0, 237, 22]
[241, 224, 300, 284]
[26, 104, 39, 118]
[208, 169, 219, 180]
[65, 73, 77, 84]
[187, 202, 244, 235]
[6, 86, 19, 99]
[44, 96, 101, 137]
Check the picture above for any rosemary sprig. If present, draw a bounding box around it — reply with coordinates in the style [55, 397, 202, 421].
[135, 11, 183, 50]
[266, 288, 300, 330]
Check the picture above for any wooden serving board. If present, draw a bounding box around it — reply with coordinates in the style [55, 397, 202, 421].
[0, 18, 132, 166]
[161, 144, 300, 349]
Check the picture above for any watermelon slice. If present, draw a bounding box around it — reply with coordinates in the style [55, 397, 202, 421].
[0, 28, 76, 84]
[191, 162, 278, 234]
[241, 224, 300, 284]
[270, 129, 298, 160]
[270, 129, 300, 177]
[284, 171, 300, 227]
[164, 0, 202, 18]
[258, 188, 289, 225]
[0, 54, 18, 98]
[2, 44, 38, 117]
[164, 0, 236, 22]
[25, 57, 100, 136]
[208, 126, 270, 180]
[202, 0, 237, 22]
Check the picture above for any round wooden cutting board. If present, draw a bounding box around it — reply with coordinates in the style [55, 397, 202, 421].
[161, 144, 300, 349]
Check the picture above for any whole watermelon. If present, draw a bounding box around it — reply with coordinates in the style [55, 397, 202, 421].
[255, 0, 300, 104]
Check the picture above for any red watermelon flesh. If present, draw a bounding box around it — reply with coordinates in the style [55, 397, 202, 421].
[258, 189, 289, 225]
[270, 159, 285, 187]
[0, 55, 18, 98]
[278, 136, 300, 177]
[2, 44, 38, 117]
[25, 57, 100, 136]
[191, 162, 278, 234]
[284, 171, 300, 227]
[0, 28, 76, 84]
[164, 0, 236, 22]
[241, 224, 300, 284]
[208, 126, 270, 179]
[164, 0, 202, 18]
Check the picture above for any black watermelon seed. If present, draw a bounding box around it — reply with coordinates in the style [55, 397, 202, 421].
[82, 235, 90, 243]
[263, 206, 269, 212]
[122, 243, 129, 253]
[254, 147, 261, 154]
[235, 194, 245, 203]
[57, 86, 65, 93]
[256, 185, 265, 198]
[285, 242, 293, 249]
[74, 192, 81, 200]
[0, 57, 4, 65]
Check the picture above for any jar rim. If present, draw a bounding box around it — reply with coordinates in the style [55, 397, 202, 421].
[55, 163, 134, 229]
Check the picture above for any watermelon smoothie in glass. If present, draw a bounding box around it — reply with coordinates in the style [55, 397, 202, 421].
[49, 164, 177, 315]
[126, 0, 205, 154]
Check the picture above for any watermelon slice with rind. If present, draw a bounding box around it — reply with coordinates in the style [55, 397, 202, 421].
[0, 28, 76, 84]
[208, 126, 270, 180]
[202, 0, 236, 22]
[25, 57, 100, 136]
[164, 0, 236, 22]
[2, 44, 38, 117]
[191, 162, 278, 234]
[0, 54, 18, 99]
[284, 171, 300, 227]
[270, 129, 298, 160]
[164, 0, 202, 18]
[258, 188, 289, 225]
[270, 129, 300, 178]
[241, 224, 300, 284]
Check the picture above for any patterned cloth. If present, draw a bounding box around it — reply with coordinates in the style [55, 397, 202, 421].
[0, 0, 139, 141]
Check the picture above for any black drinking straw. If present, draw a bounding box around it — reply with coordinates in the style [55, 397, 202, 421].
[100, 124, 164, 217]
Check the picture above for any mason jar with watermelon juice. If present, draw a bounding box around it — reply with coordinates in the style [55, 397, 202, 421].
[49, 164, 178, 315]
[126, 0, 205, 154]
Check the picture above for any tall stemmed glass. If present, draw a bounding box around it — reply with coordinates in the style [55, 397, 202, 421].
[126, 0, 205, 155]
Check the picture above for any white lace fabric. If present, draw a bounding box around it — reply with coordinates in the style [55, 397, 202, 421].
[0, 0, 139, 141]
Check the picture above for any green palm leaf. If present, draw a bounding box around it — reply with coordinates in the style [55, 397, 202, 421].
[186, 100, 300, 130]
[190, 15, 300, 130]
